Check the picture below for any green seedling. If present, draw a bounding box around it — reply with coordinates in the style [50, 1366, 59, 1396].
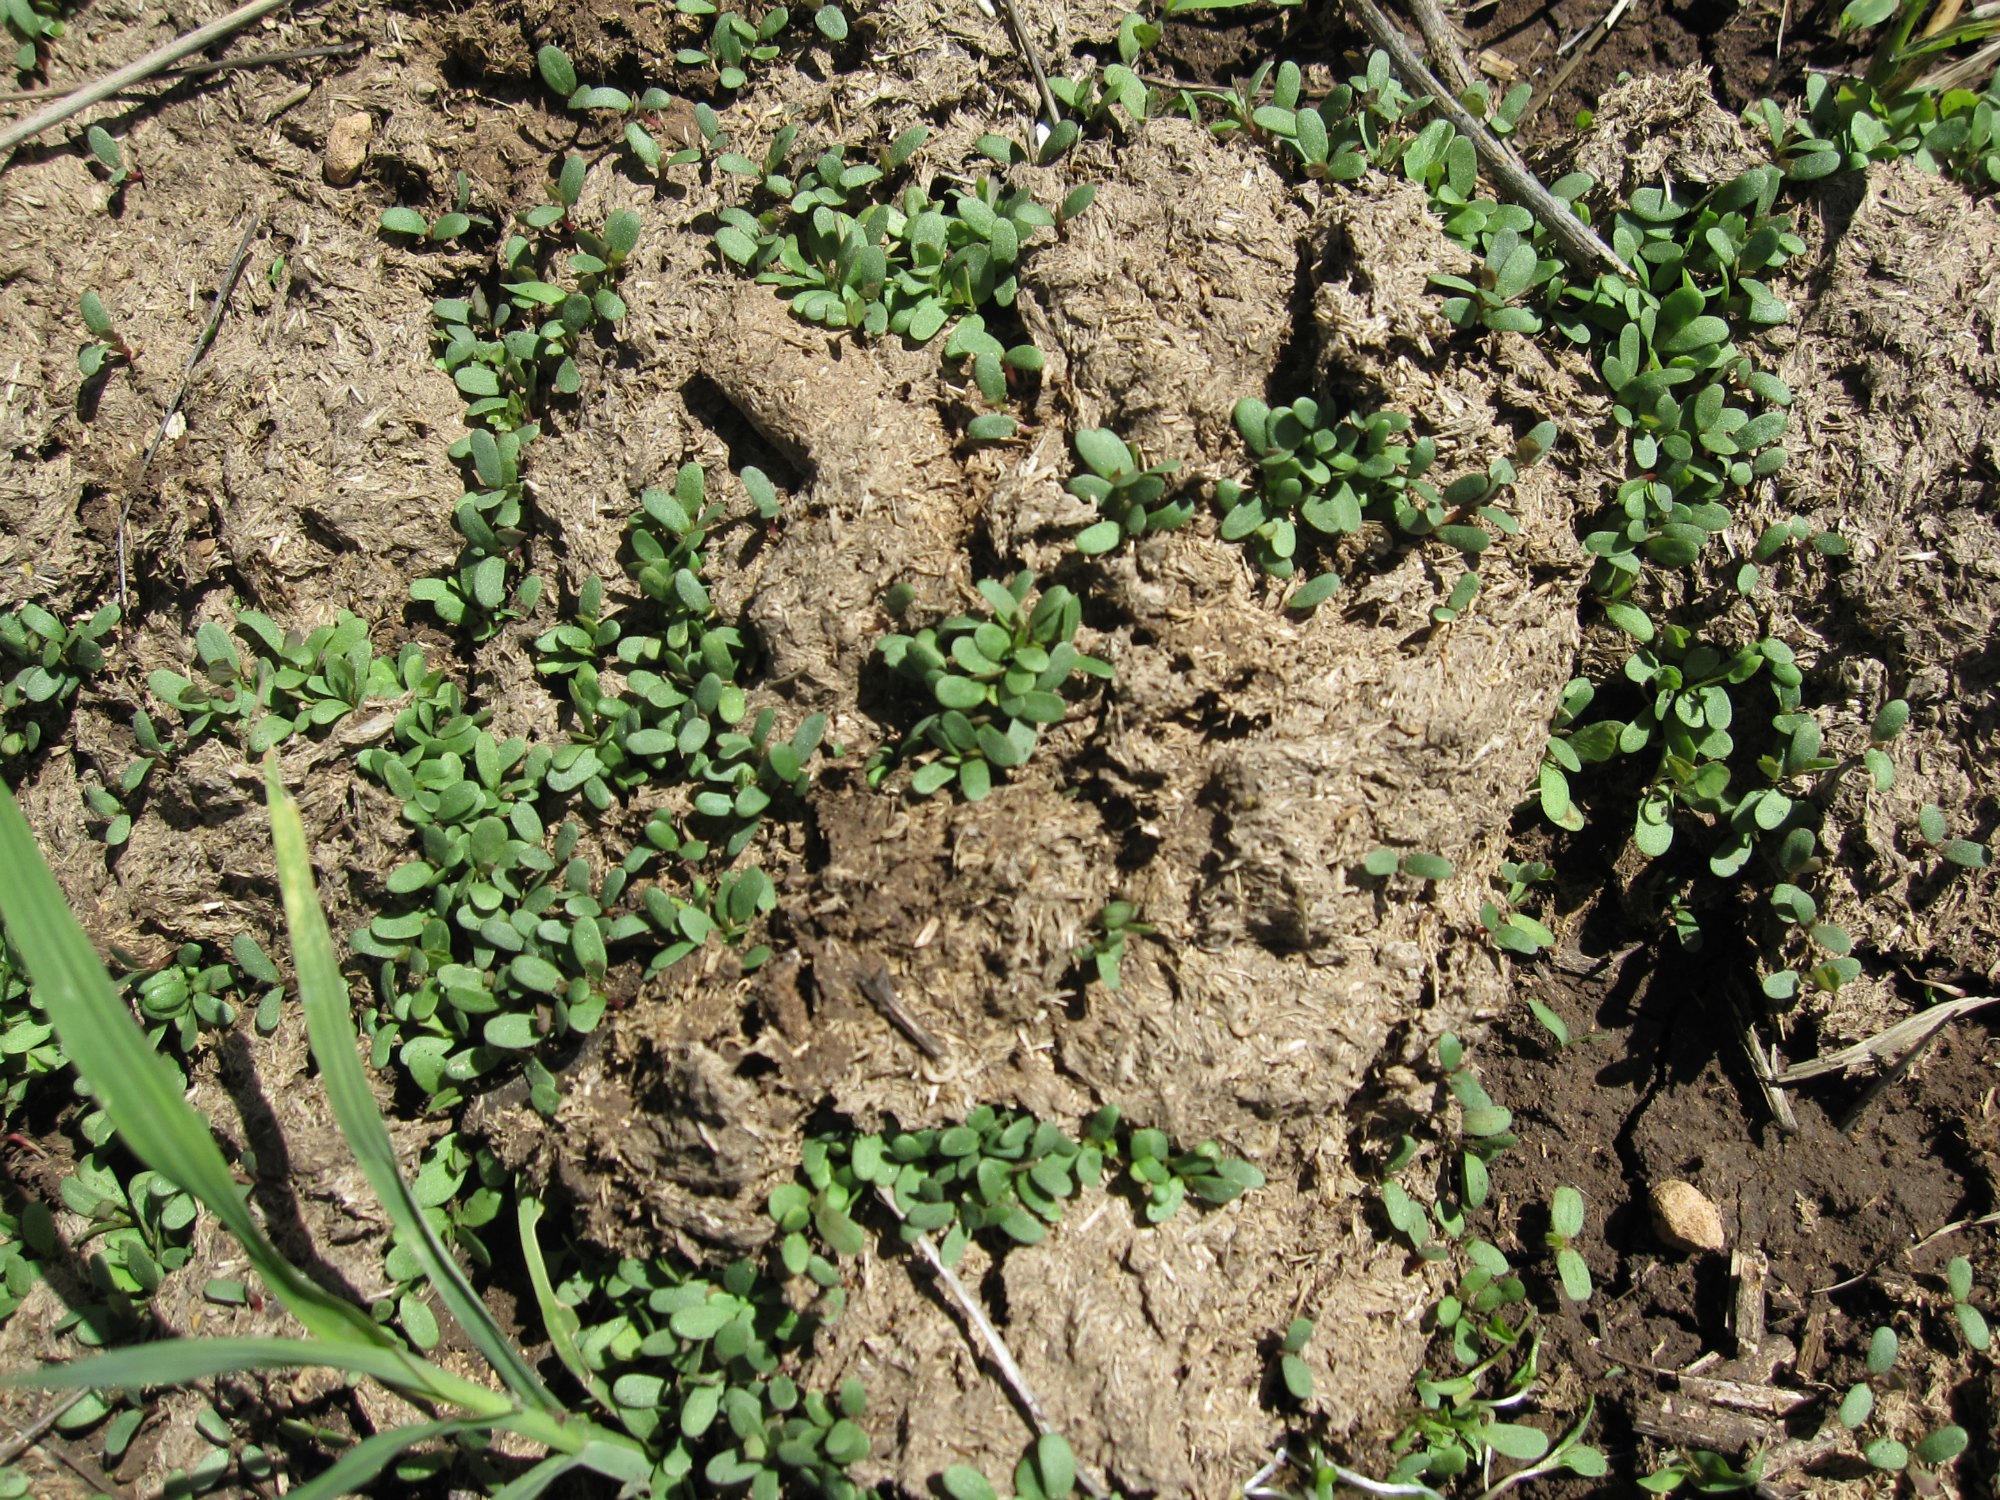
[944, 313, 1043, 437]
[1220, 396, 1551, 613]
[1639, 1447, 1767, 1492]
[0, 932, 60, 1116]
[1076, 900, 1153, 991]
[147, 611, 415, 754]
[379, 170, 489, 245]
[1916, 801, 1992, 870]
[76, 290, 136, 379]
[1544, 1186, 1592, 1302]
[1, 602, 116, 762]
[642, 0, 846, 91]
[1049, 62, 1151, 135]
[1432, 224, 1558, 334]
[1362, 848, 1455, 885]
[83, 124, 138, 189]
[1277, 1317, 1315, 1404]
[1357, 1035, 1607, 1491]
[1068, 428, 1188, 553]
[774, 1103, 1262, 1279]
[1945, 1254, 1991, 1350]
[872, 572, 1112, 800]
[6, 0, 68, 73]
[1480, 859, 1554, 958]
[942, 1433, 1082, 1500]
[1832, 1321, 1969, 1476]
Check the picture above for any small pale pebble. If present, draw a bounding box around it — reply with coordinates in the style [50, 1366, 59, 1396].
[323, 112, 374, 187]
[1649, 1178, 1727, 1254]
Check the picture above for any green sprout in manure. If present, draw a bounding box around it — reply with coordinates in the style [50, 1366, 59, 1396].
[1431, 224, 1558, 335]
[380, 170, 489, 245]
[6, 0, 68, 75]
[1, 601, 116, 763]
[943, 1433, 1084, 1500]
[84, 123, 138, 190]
[1916, 800, 1992, 870]
[773, 1104, 1263, 1281]
[77, 290, 136, 381]
[1068, 428, 1188, 554]
[1276, 1317, 1315, 1406]
[1076, 899, 1153, 992]
[1480, 858, 1554, 959]
[1220, 397, 1552, 614]
[1362, 848, 1455, 886]
[872, 572, 1111, 801]
[1733, 513, 1850, 597]
[1832, 1321, 1970, 1477]
[945, 313, 1044, 440]
[715, 136, 1087, 341]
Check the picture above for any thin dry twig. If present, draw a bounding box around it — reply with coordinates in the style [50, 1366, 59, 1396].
[0, 40, 360, 107]
[876, 1188, 1109, 1498]
[118, 212, 264, 612]
[1733, 996, 1799, 1133]
[1346, 0, 1629, 276]
[1770, 994, 1998, 1083]
[0, 0, 293, 159]
[0, 1392, 92, 1467]
[1403, 0, 1478, 97]
[1812, 1208, 2000, 1294]
[1519, 0, 1636, 126]
[855, 961, 947, 1060]
[990, 0, 1062, 130]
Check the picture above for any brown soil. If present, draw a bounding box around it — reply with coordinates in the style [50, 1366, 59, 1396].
[1, 2, 1997, 1499]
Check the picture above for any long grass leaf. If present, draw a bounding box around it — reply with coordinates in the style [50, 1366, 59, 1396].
[490, 1453, 584, 1500]
[0, 780, 383, 1349]
[284, 1415, 498, 1500]
[265, 762, 557, 1411]
[517, 1197, 614, 1409]
[0, 1335, 442, 1393]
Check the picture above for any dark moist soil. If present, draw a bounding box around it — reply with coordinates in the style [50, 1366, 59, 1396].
[1475, 955, 2000, 1498]
[1466, 0, 1875, 142]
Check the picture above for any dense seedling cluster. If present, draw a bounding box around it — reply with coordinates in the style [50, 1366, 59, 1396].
[534, 464, 825, 855]
[775, 1104, 1265, 1270]
[400, 157, 639, 639]
[715, 129, 1092, 340]
[872, 572, 1112, 799]
[1219, 400, 1554, 613]
[0, 601, 115, 763]
[1753, 69, 2000, 188]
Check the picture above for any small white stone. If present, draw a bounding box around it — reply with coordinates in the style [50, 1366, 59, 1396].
[1649, 1178, 1727, 1254]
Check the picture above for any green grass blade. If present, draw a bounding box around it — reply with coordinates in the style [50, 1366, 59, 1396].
[284, 1415, 499, 1500]
[0, 780, 384, 1349]
[0, 1336, 440, 1393]
[490, 1453, 584, 1500]
[517, 1197, 615, 1409]
[265, 761, 558, 1412]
